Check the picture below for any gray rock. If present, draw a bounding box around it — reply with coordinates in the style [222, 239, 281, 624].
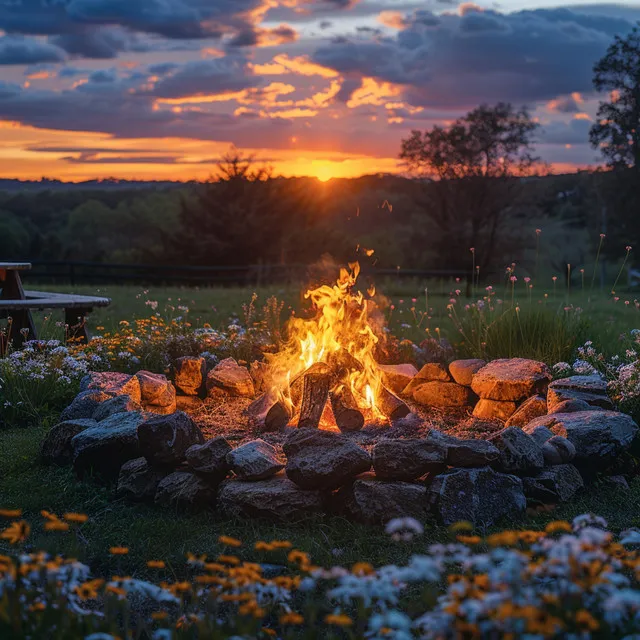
[333, 478, 428, 524]
[219, 476, 324, 521]
[449, 359, 486, 387]
[429, 430, 500, 467]
[428, 466, 526, 526]
[489, 426, 544, 474]
[548, 399, 595, 414]
[186, 437, 232, 480]
[372, 438, 446, 480]
[505, 395, 547, 428]
[80, 372, 141, 404]
[93, 395, 141, 422]
[547, 375, 613, 411]
[283, 428, 371, 490]
[547, 435, 576, 462]
[60, 389, 114, 421]
[41, 419, 97, 465]
[227, 439, 284, 480]
[526, 425, 554, 446]
[137, 411, 204, 467]
[154, 471, 216, 512]
[522, 464, 584, 504]
[471, 358, 551, 401]
[605, 475, 630, 491]
[117, 457, 168, 502]
[174, 356, 206, 396]
[541, 442, 563, 465]
[72, 412, 145, 480]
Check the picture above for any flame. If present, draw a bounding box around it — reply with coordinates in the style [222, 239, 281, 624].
[266, 262, 385, 424]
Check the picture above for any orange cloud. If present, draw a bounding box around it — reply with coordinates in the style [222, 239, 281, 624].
[377, 11, 405, 29]
[347, 78, 402, 108]
[251, 54, 338, 78]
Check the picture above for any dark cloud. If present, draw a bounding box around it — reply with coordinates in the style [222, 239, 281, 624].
[62, 153, 181, 164]
[0, 35, 66, 65]
[51, 27, 151, 59]
[226, 24, 298, 48]
[540, 118, 593, 145]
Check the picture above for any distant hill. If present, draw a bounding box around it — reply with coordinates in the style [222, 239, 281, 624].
[0, 178, 191, 193]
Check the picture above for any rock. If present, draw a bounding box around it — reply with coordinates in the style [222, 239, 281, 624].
[505, 395, 547, 428]
[378, 363, 419, 395]
[207, 358, 255, 398]
[60, 390, 115, 421]
[605, 475, 630, 491]
[137, 411, 203, 467]
[219, 476, 324, 521]
[403, 363, 451, 395]
[548, 399, 594, 415]
[185, 437, 232, 480]
[411, 381, 472, 407]
[135, 370, 177, 414]
[489, 426, 544, 474]
[471, 358, 551, 401]
[522, 464, 584, 504]
[41, 419, 97, 465]
[283, 428, 372, 490]
[541, 442, 563, 466]
[226, 439, 284, 480]
[93, 395, 141, 422]
[449, 359, 486, 386]
[176, 396, 205, 412]
[154, 471, 216, 512]
[524, 410, 639, 463]
[72, 412, 145, 481]
[547, 435, 576, 462]
[525, 425, 554, 447]
[473, 399, 517, 421]
[372, 438, 447, 481]
[428, 466, 526, 526]
[117, 457, 168, 502]
[174, 356, 206, 396]
[333, 478, 428, 524]
[547, 375, 613, 410]
[429, 431, 500, 467]
[80, 372, 141, 404]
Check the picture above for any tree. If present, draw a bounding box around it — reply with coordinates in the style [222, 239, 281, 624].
[590, 26, 640, 170]
[399, 103, 541, 274]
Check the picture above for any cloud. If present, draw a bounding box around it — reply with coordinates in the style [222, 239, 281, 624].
[547, 92, 585, 113]
[0, 35, 66, 65]
[226, 24, 298, 48]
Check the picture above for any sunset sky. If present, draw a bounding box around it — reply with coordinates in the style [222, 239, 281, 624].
[0, 0, 638, 181]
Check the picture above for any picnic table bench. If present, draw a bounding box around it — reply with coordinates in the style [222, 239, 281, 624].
[0, 262, 111, 347]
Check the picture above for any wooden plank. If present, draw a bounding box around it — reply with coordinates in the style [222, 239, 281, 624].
[0, 262, 32, 270]
[0, 299, 108, 309]
[23, 290, 111, 305]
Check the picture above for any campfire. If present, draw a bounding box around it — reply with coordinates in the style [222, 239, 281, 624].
[251, 262, 410, 432]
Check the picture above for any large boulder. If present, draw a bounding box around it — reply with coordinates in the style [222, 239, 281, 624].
[429, 431, 500, 467]
[207, 358, 255, 398]
[372, 438, 446, 481]
[219, 476, 324, 521]
[154, 471, 216, 512]
[333, 478, 428, 524]
[80, 372, 141, 404]
[93, 395, 141, 422]
[60, 389, 114, 421]
[41, 419, 97, 465]
[548, 398, 596, 414]
[117, 457, 168, 502]
[137, 411, 203, 467]
[72, 412, 145, 480]
[505, 395, 547, 428]
[472, 399, 517, 421]
[547, 375, 613, 411]
[135, 371, 177, 414]
[428, 466, 526, 526]
[449, 359, 486, 387]
[411, 381, 472, 407]
[522, 464, 584, 504]
[226, 439, 284, 481]
[488, 426, 545, 474]
[186, 437, 232, 481]
[378, 364, 419, 395]
[524, 410, 639, 463]
[471, 358, 551, 401]
[174, 356, 206, 396]
[283, 429, 371, 490]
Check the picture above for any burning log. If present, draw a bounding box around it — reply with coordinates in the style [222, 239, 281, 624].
[265, 400, 292, 432]
[247, 393, 291, 432]
[326, 348, 364, 382]
[377, 386, 411, 421]
[330, 386, 365, 432]
[290, 362, 331, 407]
[298, 371, 331, 429]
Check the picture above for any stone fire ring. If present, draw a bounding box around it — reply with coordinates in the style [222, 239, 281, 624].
[40, 358, 639, 527]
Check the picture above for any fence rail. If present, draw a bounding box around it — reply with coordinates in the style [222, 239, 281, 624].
[20, 260, 468, 287]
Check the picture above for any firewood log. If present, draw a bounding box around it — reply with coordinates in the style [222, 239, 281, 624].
[330, 386, 364, 432]
[378, 385, 411, 421]
[298, 371, 331, 429]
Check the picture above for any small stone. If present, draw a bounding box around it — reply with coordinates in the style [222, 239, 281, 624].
[471, 358, 551, 401]
[136, 371, 176, 407]
[605, 475, 630, 491]
[93, 395, 141, 422]
[333, 478, 428, 524]
[489, 427, 544, 473]
[473, 399, 517, 421]
[411, 381, 472, 407]
[117, 457, 168, 502]
[525, 424, 554, 447]
[505, 395, 547, 428]
[547, 375, 613, 411]
[541, 442, 562, 465]
[548, 399, 594, 414]
[227, 439, 284, 480]
[449, 359, 486, 386]
[429, 431, 500, 467]
[378, 363, 419, 395]
[207, 358, 255, 398]
[372, 438, 447, 481]
[186, 437, 232, 480]
[60, 390, 114, 421]
[547, 435, 576, 462]
[41, 419, 97, 465]
[154, 471, 216, 512]
[174, 356, 206, 396]
[403, 363, 451, 395]
[428, 466, 526, 526]
[522, 464, 584, 504]
[137, 411, 204, 467]
[219, 476, 325, 521]
[80, 372, 141, 404]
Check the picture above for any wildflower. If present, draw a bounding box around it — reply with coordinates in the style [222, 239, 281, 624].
[325, 613, 353, 627]
[217, 555, 240, 565]
[280, 612, 305, 625]
[545, 520, 572, 534]
[75, 579, 105, 600]
[219, 535, 242, 548]
[63, 513, 88, 524]
[147, 560, 166, 569]
[575, 609, 600, 631]
[110, 546, 129, 555]
[1, 520, 30, 544]
[0, 509, 22, 518]
[352, 562, 375, 576]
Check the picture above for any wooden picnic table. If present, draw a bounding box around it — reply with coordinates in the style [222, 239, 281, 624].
[0, 262, 111, 347]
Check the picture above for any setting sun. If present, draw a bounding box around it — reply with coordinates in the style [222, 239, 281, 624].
[314, 163, 335, 182]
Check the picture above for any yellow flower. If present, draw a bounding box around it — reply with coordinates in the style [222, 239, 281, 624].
[0, 509, 22, 519]
[45, 518, 69, 532]
[262, 628, 276, 637]
[545, 521, 572, 534]
[325, 613, 353, 627]
[1, 521, 30, 544]
[147, 560, 166, 569]
[287, 550, 310, 566]
[75, 579, 104, 600]
[217, 555, 240, 565]
[63, 513, 89, 524]
[255, 541, 274, 552]
[219, 535, 242, 548]
[457, 535, 482, 545]
[110, 546, 129, 555]
[280, 612, 304, 625]
[270, 540, 293, 549]
[28, 602, 46, 613]
[151, 611, 168, 621]
[105, 584, 126, 598]
[352, 562, 375, 576]
[450, 521, 474, 532]
[575, 609, 600, 631]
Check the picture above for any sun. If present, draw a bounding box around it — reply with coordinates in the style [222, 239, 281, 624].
[314, 164, 334, 182]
